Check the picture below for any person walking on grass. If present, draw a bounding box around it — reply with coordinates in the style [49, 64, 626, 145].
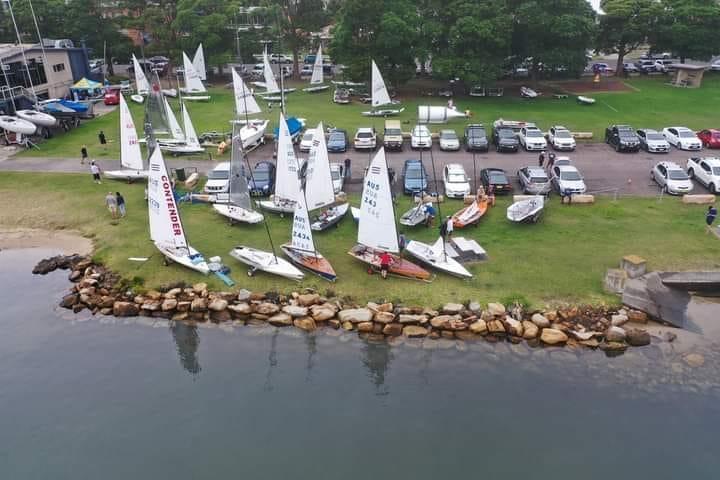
[90, 161, 102, 184]
[81, 145, 88, 165]
[105, 191, 118, 219]
[98, 130, 107, 146]
[706, 205, 717, 233]
[116, 192, 126, 218]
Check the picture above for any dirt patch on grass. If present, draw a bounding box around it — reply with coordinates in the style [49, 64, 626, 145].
[546, 78, 634, 94]
[0, 227, 93, 255]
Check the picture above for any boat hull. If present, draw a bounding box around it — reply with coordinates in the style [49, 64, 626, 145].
[302, 85, 330, 93]
[130, 94, 145, 104]
[506, 197, 544, 223]
[230, 246, 304, 280]
[452, 198, 489, 228]
[361, 108, 405, 117]
[212, 203, 264, 224]
[162, 89, 178, 98]
[281, 244, 336, 282]
[348, 244, 431, 281]
[104, 169, 149, 181]
[15, 110, 57, 127]
[183, 95, 211, 102]
[257, 198, 296, 215]
[404, 240, 473, 279]
[159, 144, 205, 155]
[156, 244, 210, 275]
[399, 204, 428, 226]
[310, 203, 349, 231]
[350, 206, 360, 222]
[0, 115, 37, 135]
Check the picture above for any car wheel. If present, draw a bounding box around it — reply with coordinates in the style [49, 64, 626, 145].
[688, 168, 695, 178]
[711, 183, 717, 194]
[678, 142, 682, 150]
[663, 185, 669, 194]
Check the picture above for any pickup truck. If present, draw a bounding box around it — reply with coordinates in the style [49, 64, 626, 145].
[686, 157, 720, 194]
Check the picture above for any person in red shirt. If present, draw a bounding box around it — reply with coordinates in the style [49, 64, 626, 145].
[379, 251, 393, 279]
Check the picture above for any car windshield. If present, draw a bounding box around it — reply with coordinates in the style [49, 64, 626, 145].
[329, 133, 344, 143]
[385, 128, 401, 136]
[331, 170, 341, 181]
[358, 132, 373, 139]
[489, 173, 507, 183]
[448, 173, 467, 183]
[679, 130, 695, 138]
[302, 132, 314, 141]
[618, 131, 635, 138]
[252, 168, 270, 182]
[646, 133, 664, 140]
[668, 169, 688, 180]
[554, 130, 572, 138]
[469, 128, 485, 137]
[498, 129, 515, 138]
[406, 167, 425, 180]
[530, 176, 548, 183]
[560, 171, 581, 181]
[526, 130, 543, 137]
[442, 131, 458, 140]
[208, 169, 229, 180]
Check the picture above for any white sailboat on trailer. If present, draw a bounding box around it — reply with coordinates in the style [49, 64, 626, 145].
[257, 113, 300, 215]
[212, 126, 264, 224]
[161, 102, 205, 155]
[405, 237, 473, 279]
[181, 52, 210, 101]
[192, 43, 206, 81]
[147, 147, 210, 275]
[254, 50, 295, 96]
[105, 94, 149, 181]
[302, 46, 329, 93]
[230, 67, 269, 151]
[361, 60, 403, 117]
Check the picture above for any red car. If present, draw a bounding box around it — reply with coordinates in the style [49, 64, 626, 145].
[697, 129, 720, 148]
[103, 88, 120, 106]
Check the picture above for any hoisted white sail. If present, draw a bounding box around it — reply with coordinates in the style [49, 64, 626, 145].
[192, 43, 206, 81]
[148, 148, 189, 251]
[163, 96, 185, 142]
[291, 192, 316, 253]
[120, 94, 143, 170]
[146, 72, 171, 136]
[262, 50, 280, 93]
[274, 113, 301, 203]
[232, 67, 261, 116]
[358, 148, 399, 253]
[310, 46, 323, 85]
[371, 60, 392, 108]
[181, 103, 200, 147]
[228, 130, 252, 211]
[304, 122, 335, 210]
[132, 54, 149, 95]
[182, 52, 207, 93]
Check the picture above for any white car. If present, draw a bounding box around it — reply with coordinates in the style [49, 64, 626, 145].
[518, 126, 548, 151]
[442, 163, 471, 198]
[439, 129, 460, 151]
[329, 163, 345, 194]
[547, 126, 576, 151]
[411, 125, 432, 149]
[711, 60, 720, 72]
[550, 164, 587, 195]
[651, 161, 693, 195]
[686, 157, 720, 194]
[204, 162, 231, 194]
[663, 127, 702, 151]
[636, 128, 670, 153]
[353, 127, 377, 150]
[299, 130, 314, 152]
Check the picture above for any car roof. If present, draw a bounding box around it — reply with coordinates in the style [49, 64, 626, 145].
[551, 125, 569, 130]
[557, 164, 579, 172]
[357, 127, 374, 133]
[525, 166, 547, 174]
[693, 157, 720, 166]
[255, 161, 274, 169]
[638, 128, 659, 133]
[440, 129, 456, 134]
[329, 129, 346, 135]
[657, 161, 683, 169]
[666, 126, 690, 131]
[446, 163, 465, 172]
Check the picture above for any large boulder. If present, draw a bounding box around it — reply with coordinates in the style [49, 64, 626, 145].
[283, 305, 309, 318]
[297, 293, 321, 306]
[255, 302, 280, 316]
[531, 313, 551, 328]
[487, 319, 506, 335]
[430, 314, 459, 329]
[373, 311, 396, 324]
[113, 301, 139, 317]
[611, 314, 628, 327]
[161, 298, 178, 311]
[383, 323, 403, 336]
[310, 304, 337, 321]
[403, 325, 429, 338]
[605, 326, 627, 342]
[228, 303, 252, 315]
[468, 301, 482, 314]
[208, 298, 228, 312]
[540, 328, 568, 345]
[398, 314, 428, 325]
[504, 316, 524, 337]
[60, 293, 79, 309]
[190, 297, 207, 312]
[487, 303, 506, 317]
[337, 308, 373, 324]
[522, 321, 539, 339]
[268, 312, 293, 327]
[293, 317, 317, 331]
[442, 303, 464, 315]
[469, 320, 488, 335]
[357, 321, 375, 333]
[192, 282, 208, 295]
[626, 329, 651, 346]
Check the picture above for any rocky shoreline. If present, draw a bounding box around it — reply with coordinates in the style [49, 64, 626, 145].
[37, 255, 664, 356]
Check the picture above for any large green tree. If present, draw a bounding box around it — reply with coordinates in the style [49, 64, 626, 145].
[651, 0, 720, 62]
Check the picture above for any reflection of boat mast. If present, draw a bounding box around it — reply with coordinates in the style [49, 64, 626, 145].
[170, 321, 201, 378]
[263, 329, 279, 391]
[361, 340, 393, 395]
[304, 332, 317, 383]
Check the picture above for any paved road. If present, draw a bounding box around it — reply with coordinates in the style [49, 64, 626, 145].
[1, 142, 715, 197]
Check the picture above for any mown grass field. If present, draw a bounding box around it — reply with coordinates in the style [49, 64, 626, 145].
[20, 74, 720, 160]
[2, 171, 719, 307]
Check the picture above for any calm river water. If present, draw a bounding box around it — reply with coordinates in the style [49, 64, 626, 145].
[2, 248, 720, 479]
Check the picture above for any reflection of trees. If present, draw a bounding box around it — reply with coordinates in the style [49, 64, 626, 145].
[170, 321, 201, 377]
[361, 339, 393, 395]
[304, 332, 317, 383]
[263, 330, 279, 392]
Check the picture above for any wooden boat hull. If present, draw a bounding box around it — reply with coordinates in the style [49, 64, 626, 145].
[230, 246, 304, 280]
[281, 244, 337, 282]
[404, 240, 473, 279]
[104, 169, 149, 181]
[311, 203, 349, 231]
[348, 244, 431, 281]
[451, 198, 489, 228]
[156, 244, 210, 275]
[212, 203, 264, 224]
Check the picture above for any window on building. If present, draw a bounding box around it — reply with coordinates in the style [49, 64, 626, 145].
[53, 63, 65, 73]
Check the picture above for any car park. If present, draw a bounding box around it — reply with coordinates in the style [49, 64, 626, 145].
[663, 127, 702, 151]
[605, 125, 640, 152]
[439, 129, 460, 151]
[697, 129, 720, 149]
[270, 54, 292, 64]
[442, 164, 471, 198]
[686, 157, 720, 194]
[635, 60, 657, 74]
[329, 163, 345, 193]
[204, 162, 231, 194]
[492, 126, 519, 152]
[517, 166, 551, 194]
[248, 161, 276, 196]
[327, 129, 348, 153]
[550, 165, 587, 195]
[402, 159, 428, 195]
[480, 168, 512, 194]
[410, 125, 432, 149]
[636, 129, 670, 153]
[518, 125, 547, 151]
[651, 161, 693, 195]
[383, 120, 404, 151]
[464, 124, 489, 152]
[354, 127, 377, 150]
[547, 126, 576, 151]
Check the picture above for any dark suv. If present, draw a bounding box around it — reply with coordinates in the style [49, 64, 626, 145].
[492, 126, 519, 153]
[605, 125, 640, 152]
[464, 124, 489, 152]
[402, 159, 428, 195]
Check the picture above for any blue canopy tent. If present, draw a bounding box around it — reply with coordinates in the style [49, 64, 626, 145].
[273, 117, 304, 141]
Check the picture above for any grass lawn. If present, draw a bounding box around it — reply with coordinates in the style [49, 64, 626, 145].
[19, 74, 720, 160]
[2, 171, 719, 307]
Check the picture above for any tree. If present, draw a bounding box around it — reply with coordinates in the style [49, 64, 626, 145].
[651, 0, 720, 63]
[596, 0, 662, 76]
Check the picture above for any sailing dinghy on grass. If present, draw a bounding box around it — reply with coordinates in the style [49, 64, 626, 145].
[132, 54, 149, 95]
[257, 113, 300, 215]
[160, 102, 205, 155]
[230, 67, 268, 151]
[105, 94, 148, 181]
[181, 52, 210, 101]
[405, 237, 472, 279]
[361, 60, 403, 117]
[254, 50, 295, 97]
[192, 43, 206, 82]
[302, 46, 329, 93]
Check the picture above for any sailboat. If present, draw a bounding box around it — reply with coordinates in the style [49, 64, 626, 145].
[181, 52, 210, 101]
[302, 46, 329, 93]
[192, 43, 206, 82]
[160, 102, 205, 155]
[147, 148, 210, 275]
[451, 189, 490, 228]
[253, 50, 295, 96]
[405, 237, 473, 278]
[361, 60, 403, 117]
[105, 94, 148, 181]
[230, 67, 269, 151]
[348, 148, 431, 281]
[281, 187, 336, 281]
[143, 95, 184, 145]
[132, 54, 149, 96]
[212, 126, 264, 224]
[257, 113, 301, 215]
[399, 199, 430, 227]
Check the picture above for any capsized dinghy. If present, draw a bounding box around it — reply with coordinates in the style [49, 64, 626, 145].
[405, 237, 472, 279]
[506, 196, 544, 223]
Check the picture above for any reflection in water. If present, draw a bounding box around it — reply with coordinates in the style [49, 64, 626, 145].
[170, 321, 201, 377]
[304, 332, 317, 383]
[361, 338, 393, 395]
[264, 330, 279, 392]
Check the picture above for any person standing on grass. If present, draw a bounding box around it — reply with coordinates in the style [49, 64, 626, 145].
[81, 145, 88, 165]
[439, 216, 448, 241]
[445, 216, 454, 239]
[538, 150, 545, 167]
[90, 161, 102, 184]
[98, 130, 107, 146]
[379, 251, 393, 279]
[105, 191, 118, 219]
[116, 192, 126, 218]
[706, 205, 717, 233]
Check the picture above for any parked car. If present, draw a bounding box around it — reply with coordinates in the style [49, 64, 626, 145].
[299, 130, 314, 153]
[697, 129, 720, 149]
[410, 125, 432, 149]
[204, 162, 231, 194]
[518, 125, 547, 151]
[635, 60, 657, 74]
[327, 129, 348, 153]
[480, 168, 512, 194]
[442, 164, 471, 198]
[591, 63, 614, 74]
[547, 126, 576, 151]
[550, 165, 587, 195]
[402, 159, 428, 195]
[636, 129, 670, 153]
[383, 120, 404, 151]
[605, 125, 640, 152]
[464, 124, 489, 152]
[651, 161, 693, 195]
[662, 126, 702, 151]
[300, 64, 313, 77]
[103, 88, 120, 106]
[711, 60, 720, 72]
[248, 161, 276, 196]
[640, 52, 671, 60]
[492, 126, 519, 153]
[329, 163, 345, 194]
[517, 166, 551, 194]
[686, 157, 720, 194]
[439, 129, 460, 151]
[622, 63, 640, 74]
[269, 54, 292, 64]
[354, 127, 377, 150]
[553, 156, 572, 167]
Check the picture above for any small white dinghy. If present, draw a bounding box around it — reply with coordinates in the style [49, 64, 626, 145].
[229, 68, 268, 151]
[180, 52, 211, 101]
[230, 246, 304, 280]
[362, 108, 405, 117]
[361, 60, 402, 116]
[257, 113, 300, 215]
[162, 89, 178, 98]
[405, 237, 473, 279]
[507, 196, 544, 223]
[0, 115, 37, 135]
[577, 95, 596, 105]
[15, 110, 57, 127]
[147, 147, 209, 275]
[160, 103, 205, 155]
[302, 46, 329, 93]
[311, 202, 349, 231]
[105, 94, 149, 181]
[400, 202, 429, 227]
[130, 94, 144, 104]
[520, 86, 539, 98]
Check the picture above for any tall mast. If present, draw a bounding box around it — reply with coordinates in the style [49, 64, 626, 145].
[7, 0, 39, 108]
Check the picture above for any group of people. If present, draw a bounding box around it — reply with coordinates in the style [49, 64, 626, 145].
[105, 191, 127, 219]
[537, 150, 557, 170]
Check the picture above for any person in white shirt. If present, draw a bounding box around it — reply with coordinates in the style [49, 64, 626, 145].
[90, 162, 102, 184]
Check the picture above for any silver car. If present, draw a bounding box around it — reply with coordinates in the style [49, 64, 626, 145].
[517, 166, 551, 194]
